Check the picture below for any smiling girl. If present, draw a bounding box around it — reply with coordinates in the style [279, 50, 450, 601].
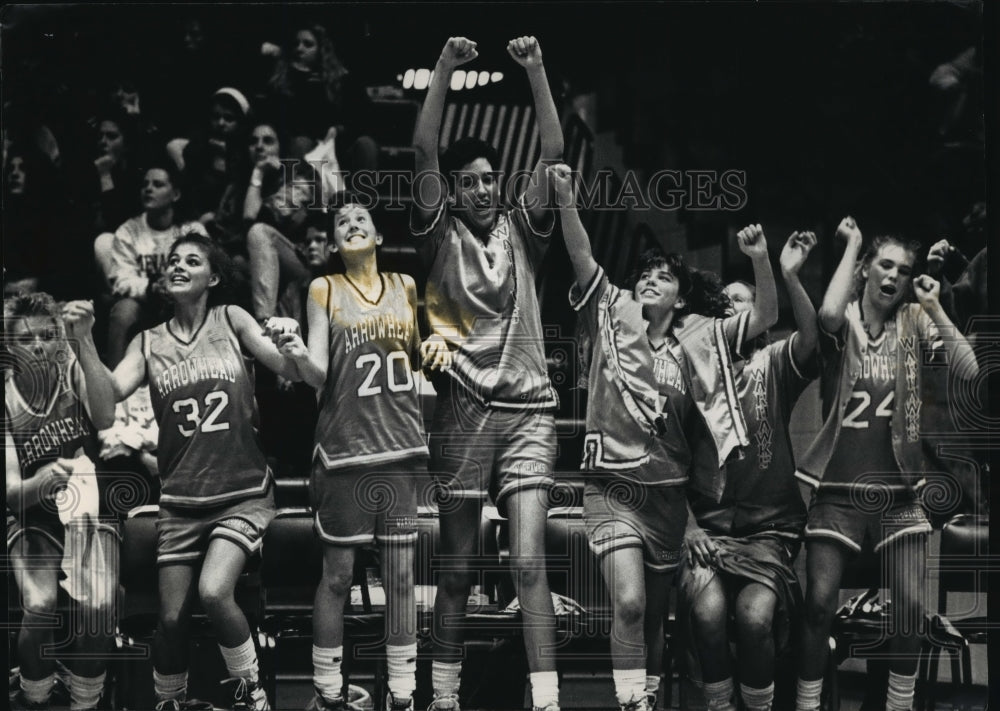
[78, 233, 307, 711]
[548, 164, 778, 711]
[293, 202, 427, 711]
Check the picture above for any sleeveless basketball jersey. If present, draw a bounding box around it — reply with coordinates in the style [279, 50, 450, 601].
[5, 361, 99, 523]
[821, 330, 902, 492]
[647, 339, 695, 485]
[144, 306, 270, 508]
[314, 273, 428, 471]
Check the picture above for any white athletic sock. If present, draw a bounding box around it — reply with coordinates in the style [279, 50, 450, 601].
[431, 660, 462, 699]
[529, 670, 559, 708]
[312, 645, 344, 702]
[69, 670, 106, 711]
[386, 643, 418, 700]
[220, 637, 259, 681]
[740, 682, 774, 711]
[612, 668, 647, 706]
[153, 669, 188, 703]
[20, 673, 55, 705]
[794, 677, 823, 711]
[703, 678, 736, 711]
[886, 670, 917, 711]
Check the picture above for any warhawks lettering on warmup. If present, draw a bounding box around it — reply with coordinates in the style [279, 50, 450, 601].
[342, 314, 413, 354]
[19, 416, 90, 465]
[155, 356, 240, 398]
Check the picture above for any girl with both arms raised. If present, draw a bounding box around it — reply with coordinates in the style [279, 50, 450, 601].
[411, 35, 565, 711]
[547, 163, 779, 711]
[794, 217, 979, 711]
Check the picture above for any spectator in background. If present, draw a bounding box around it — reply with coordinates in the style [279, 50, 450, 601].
[2, 141, 79, 298]
[242, 120, 319, 323]
[166, 87, 252, 222]
[94, 161, 207, 367]
[259, 24, 378, 170]
[81, 106, 146, 236]
[153, 18, 230, 139]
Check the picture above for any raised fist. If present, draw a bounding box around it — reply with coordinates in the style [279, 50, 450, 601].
[440, 37, 478, 68]
[913, 274, 941, 312]
[507, 36, 543, 68]
[545, 163, 575, 208]
[926, 239, 953, 275]
[61, 301, 95, 341]
[736, 224, 768, 259]
[780, 230, 817, 276]
[835, 216, 862, 244]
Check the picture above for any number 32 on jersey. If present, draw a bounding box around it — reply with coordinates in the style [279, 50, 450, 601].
[172, 391, 230, 437]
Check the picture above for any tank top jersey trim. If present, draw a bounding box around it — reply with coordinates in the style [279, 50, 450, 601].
[313, 272, 429, 472]
[143, 306, 271, 508]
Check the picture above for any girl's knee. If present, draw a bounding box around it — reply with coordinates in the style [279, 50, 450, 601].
[320, 567, 355, 599]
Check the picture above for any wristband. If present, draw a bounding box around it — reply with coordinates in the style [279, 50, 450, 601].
[250, 177, 263, 188]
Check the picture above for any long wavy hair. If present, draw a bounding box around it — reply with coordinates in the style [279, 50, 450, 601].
[628, 248, 731, 320]
[268, 24, 348, 104]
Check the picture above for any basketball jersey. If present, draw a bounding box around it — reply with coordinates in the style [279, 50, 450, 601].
[313, 273, 429, 471]
[647, 340, 695, 485]
[144, 306, 270, 508]
[413, 201, 558, 410]
[821, 330, 903, 493]
[691, 336, 810, 536]
[4, 360, 99, 523]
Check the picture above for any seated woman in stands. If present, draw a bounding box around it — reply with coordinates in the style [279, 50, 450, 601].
[94, 160, 207, 367]
[258, 24, 377, 170]
[165, 87, 252, 223]
[549, 162, 778, 711]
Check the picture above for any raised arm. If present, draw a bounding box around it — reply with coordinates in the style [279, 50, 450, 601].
[913, 275, 980, 381]
[412, 37, 478, 221]
[735, 224, 778, 339]
[779, 231, 819, 369]
[68, 315, 145, 406]
[62, 300, 115, 429]
[507, 36, 564, 225]
[818, 216, 863, 335]
[547, 164, 598, 287]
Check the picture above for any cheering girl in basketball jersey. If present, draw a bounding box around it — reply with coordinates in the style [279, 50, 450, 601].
[293, 202, 428, 711]
[77, 233, 307, 711]
[6, 293, 117, 711]
[793, 218, 978, 711]
[548, 164, 779, 711]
